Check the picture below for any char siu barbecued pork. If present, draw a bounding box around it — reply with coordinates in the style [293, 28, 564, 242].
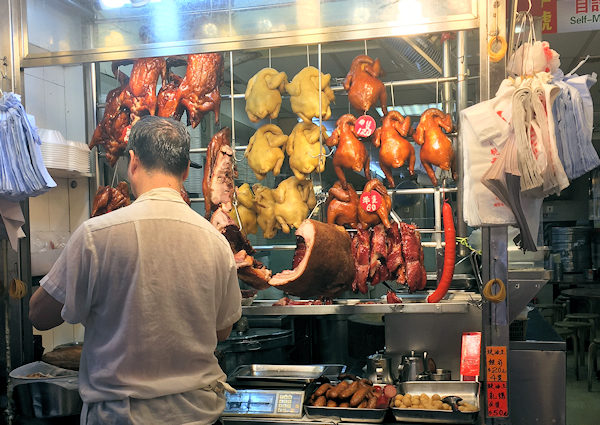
[343, 55, 388, 115]
[400, 222, 427, 292]
[326, 114, 371, 188]
[203, 128, 237, 219]
[386, 222, 406, 284]
[269, 220, 355, 298]
[369, 224, 390, 286]
[351, 227, 371, 294]
[413, 108, 455, 186]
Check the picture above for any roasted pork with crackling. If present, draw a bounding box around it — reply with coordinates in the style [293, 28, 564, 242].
[269, 220, 355, 298]
[203, 128, 237, 219]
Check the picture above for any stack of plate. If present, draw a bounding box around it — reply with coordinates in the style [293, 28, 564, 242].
[38, 129, 91, 175]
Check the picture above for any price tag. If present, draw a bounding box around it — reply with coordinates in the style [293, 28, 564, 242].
[354, 115, 376, 138]
[485, 346, 507, 382]
[460, 332, 481, 377]
[486, 381, 508, 417]
[360, 190, 382, 213]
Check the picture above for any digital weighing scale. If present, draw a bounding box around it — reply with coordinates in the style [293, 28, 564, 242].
[223, 389, 305, 418]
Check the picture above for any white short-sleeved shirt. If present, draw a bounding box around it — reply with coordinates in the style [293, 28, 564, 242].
[41, 188, 242, 411]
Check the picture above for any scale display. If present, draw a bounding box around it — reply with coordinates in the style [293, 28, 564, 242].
[223, 389, 304, 418]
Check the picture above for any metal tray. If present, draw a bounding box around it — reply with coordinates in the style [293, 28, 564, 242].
[232, 365, 326, 383]
[305, 406, 387, 423]
[392, 381, 480, 424]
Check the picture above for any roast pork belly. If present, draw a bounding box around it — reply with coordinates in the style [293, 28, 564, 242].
[269, 219, 355, 298]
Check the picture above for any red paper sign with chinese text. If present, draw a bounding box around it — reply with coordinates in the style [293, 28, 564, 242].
[460, 332, 481, 377]
[486, 346, 508, 382]
[360, 190, 382, 213]
[354, 115, 376, 138]
[487, 381, 508, 417]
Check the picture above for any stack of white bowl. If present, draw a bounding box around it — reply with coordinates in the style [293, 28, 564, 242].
[38, 129, 91, 175]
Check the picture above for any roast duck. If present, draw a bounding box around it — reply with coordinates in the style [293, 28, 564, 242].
[372, 111, 415, 187]
[343, 55, 388, 116]
[244, 124, 288, 180]
[413, 108, 455, 186]
[286, 66, 335, 122]
[244, 68, 288, 122]
[326, 114, 371, 188]
[91, 54, 223, 166]
[269, 219, 355, 298]
[157, 53, 223, 127]
[91, 181, 131, 217]
[203, 128, 271, 290]
[287, 122, 328, 180]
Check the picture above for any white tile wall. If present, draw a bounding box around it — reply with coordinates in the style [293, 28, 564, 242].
[26, 62, 89, 352]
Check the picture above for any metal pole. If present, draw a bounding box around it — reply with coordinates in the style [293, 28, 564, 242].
[442, 34, 452, 113]
[456, 30, 467, 257]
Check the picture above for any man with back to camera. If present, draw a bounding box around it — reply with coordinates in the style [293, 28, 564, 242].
[29, 116, 242, 425]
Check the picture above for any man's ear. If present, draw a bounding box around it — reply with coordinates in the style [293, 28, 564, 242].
[128, 150, 138, 174]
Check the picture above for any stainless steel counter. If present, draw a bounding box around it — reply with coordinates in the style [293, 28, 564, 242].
[242, 292, 480, 316]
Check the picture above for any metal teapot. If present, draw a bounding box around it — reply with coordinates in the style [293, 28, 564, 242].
[397, 351, 436, 382]
[365, 352, 396, 384]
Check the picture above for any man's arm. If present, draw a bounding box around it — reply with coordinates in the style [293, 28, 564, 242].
[29, 287, 65, 331]
[217, 324, 233, 342]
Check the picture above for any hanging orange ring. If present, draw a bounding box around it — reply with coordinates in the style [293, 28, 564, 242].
[488, 35, 507, 63]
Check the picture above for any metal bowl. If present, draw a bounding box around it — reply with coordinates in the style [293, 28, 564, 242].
[431, 369, 452, 381]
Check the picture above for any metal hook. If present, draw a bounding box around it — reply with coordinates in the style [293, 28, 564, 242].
[308, 191, 328, 220]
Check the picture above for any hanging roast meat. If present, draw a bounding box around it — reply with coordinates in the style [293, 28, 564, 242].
[89, 70, 131, 167]
[269, 220, 355, 298]
[350, 226, 371, 294]
[343, 55, 388, 115]
[203, 127, 237, 219]
[157, 53, 223, 127]
[326, 181, 359, 228]
[119, 57, 166, 120]
[326, 114, 371, 188]
[386, 222, 406, 284]
[369, 224, 390, 286]
[413, 108, 455, 186]
[91, 181, 131, 217]
[400, 222, 427, 292]
[357, 179, 392, 229]
[372, 111, 414, 187]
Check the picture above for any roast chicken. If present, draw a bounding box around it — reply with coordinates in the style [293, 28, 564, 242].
[413, 108, 455, 186]
[91, 181, 131, 217]
[118, 57, 166, 120]
[326, 114, 371, 188]
[343, 55, 388, 115]
[229, 183, 258, 235]
[326, 181, 359, 228]
[89, 69, 131, 167]
[203, 128, 237, 219]
[157, 53, 223, 127]
[286, 122, 327, 180]
[253, 184, 279, 239]
[244, 68, 288, 122]
[273, 177, 317, 234]
[244, 124, 288, 180]
[357, 179, 392, 229]
[286, 66, 335, 122]
[373, 111, 415, 187]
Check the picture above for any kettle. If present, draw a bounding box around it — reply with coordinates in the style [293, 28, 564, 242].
[365, 352, 396, 384]
[397, 351, 436, 382]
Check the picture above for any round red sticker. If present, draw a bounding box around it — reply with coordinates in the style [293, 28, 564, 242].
[360, 190, 382, 212]
[354, 115, 376, 138]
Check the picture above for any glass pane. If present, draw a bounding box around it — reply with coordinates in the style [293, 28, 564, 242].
[25, 0, 476, 56]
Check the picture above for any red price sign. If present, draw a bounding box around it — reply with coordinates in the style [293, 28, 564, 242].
[487, 381, 508, 417]
[460, 332, 481, 377]
[360, 190, 382, 213]
[354, 115, 376, 138]
[486, 346, 507, 382]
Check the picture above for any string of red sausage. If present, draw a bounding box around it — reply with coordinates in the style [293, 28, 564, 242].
[426, 200, 456, 303]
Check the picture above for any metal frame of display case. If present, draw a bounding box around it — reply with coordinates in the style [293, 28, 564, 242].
[2, 1, 525, 424]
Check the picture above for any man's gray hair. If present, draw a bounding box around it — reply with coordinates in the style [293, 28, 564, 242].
[127, 116, 190, 175]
